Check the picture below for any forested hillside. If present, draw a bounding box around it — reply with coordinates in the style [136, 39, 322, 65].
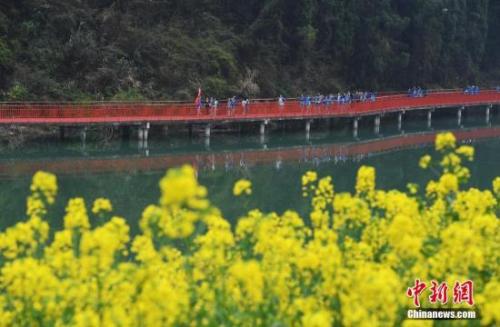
[0, 0, 498, 101]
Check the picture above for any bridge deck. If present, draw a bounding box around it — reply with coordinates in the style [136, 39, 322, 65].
[1, 90, 499, 125]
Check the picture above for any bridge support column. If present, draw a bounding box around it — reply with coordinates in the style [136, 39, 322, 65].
[397, 112, 404, 131]
[139, 123, 150, 141]
[306, 120, 312, 140]
[205, 124, 211, 138]
[374, 115, 381, 134]
[138, 123, 150, 150]
[260, 120, 269, 145]
[80, 127, 87, 144]
[79, 126, 87, 151]
[458, 107, 464, 127]
[486, 105, 492, 124]
[260, 121, 266, 136]
[353, 117, 359, 138]
[427, 110, 432, 129]
[140, 143, 150, 157]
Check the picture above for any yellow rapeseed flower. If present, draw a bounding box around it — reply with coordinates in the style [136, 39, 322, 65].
[0, 132, 497, 327]
[30, 171, 58, 204]
[301, 310, 332, 327]
[233, 179, 252, 196]
[438, 173, 459, 195]
[476, 280, 500, 325]
[159, 165, 208, 210]
[419, 155, 431, 169]
[355, 166, 376, 197]
[493, 177, 500, 196]
[226, 260, 264, 308]
[91, 198, 113, 215]
[63, 198, 90, 230]
[301, 171, 318, 186]
[406, 183, 418, 195]
[435, 132, 456, 151]
[456, 145, 475, 161]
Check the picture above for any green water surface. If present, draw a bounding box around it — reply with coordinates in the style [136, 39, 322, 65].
[0, 108, 499, 233]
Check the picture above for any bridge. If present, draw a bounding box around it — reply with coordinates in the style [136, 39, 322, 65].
[1, 89, 499, 140]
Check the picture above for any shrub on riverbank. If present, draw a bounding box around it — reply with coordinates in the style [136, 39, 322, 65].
[0, 132, 498, 326]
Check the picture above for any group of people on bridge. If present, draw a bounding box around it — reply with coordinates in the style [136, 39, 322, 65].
[196, 95, 250, 114]
[198, 97, 219, 110]
[298, 91, 376, 106]
[464, 85, 480, 95]
[407, 87, 427, 98]
[194, 84, 493, 115]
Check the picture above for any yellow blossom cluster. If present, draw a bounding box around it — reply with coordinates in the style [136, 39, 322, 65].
[421, 132, 477, 192]
[30, 171, 58, 204]
[233, 179, 252, 196]
[0, 134, 498, 326]
[91, 198, 113, 215]
[435, 131, 456, 151]
[419, 155, 431, 169]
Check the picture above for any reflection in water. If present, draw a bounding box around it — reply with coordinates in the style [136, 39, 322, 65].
[0, 126, 499, 177]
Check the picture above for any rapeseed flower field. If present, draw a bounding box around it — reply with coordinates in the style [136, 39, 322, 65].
[0, 132, 498, 326]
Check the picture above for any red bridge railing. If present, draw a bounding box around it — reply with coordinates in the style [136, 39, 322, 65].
[1, 90, 499, 124]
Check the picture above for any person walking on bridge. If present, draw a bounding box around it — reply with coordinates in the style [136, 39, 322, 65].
[278, 95, 285, 111]
[241, 97, 249, 114]
[194, 87, 202, 114]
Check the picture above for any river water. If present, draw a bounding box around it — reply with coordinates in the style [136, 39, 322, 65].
[0, 107, 498, 232]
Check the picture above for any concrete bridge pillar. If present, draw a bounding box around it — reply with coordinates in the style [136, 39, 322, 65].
[458, 107, 464, 127]
[427, 110, 433, 129]
[305, 120, 312, 140]
[353, 117, 359, 138]
[305, 120, 312, 133]
[138, 122, 150, 150]
[397, 112, 404, 131]
[205, 135, 211, 149]
[79, 126, 88, 152]
[205, 124, 211, 138]
[80, 127, 87, 145]
[374, 115, 381, 134]
[260, 120, 269, 136]
[145, 122, 150, 141]
[260, 120, 269, 145]
[486, 105, 492, 124]
[140, 144, 150, 157]
[138, 123, 150, 141]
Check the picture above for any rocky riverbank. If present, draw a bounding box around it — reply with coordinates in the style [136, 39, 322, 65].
[0, 125, 119, 149]
[0, 125, 60, 148]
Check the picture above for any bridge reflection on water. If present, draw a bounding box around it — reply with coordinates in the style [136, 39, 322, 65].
[1, 125, 499, 178]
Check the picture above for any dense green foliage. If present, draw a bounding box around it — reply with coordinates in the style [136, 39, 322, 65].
[0, 0, 498, 100]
